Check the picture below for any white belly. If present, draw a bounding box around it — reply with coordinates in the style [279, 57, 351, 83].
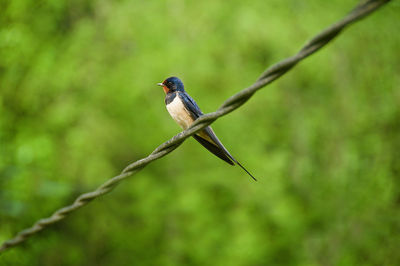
[166, 96, 194, 130]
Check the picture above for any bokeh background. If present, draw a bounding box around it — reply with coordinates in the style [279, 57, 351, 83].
[1, 0, 399, 265]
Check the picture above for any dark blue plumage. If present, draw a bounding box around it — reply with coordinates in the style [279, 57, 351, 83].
[157, 76, 257, 181]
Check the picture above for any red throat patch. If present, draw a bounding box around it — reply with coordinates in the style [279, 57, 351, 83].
[163, 86, 169, 94]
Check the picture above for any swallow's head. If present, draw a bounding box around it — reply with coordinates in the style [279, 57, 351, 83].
[157, 76, 184, 94]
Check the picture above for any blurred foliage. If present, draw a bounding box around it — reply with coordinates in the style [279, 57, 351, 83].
[1, 0, 399, 265]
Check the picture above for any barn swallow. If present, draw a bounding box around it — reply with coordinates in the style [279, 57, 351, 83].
[157, 76, 257, 181]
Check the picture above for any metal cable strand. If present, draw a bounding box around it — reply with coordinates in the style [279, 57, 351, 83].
[0, 0, 391, 254]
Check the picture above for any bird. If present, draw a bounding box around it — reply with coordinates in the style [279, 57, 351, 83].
[157, 76, 257, 181]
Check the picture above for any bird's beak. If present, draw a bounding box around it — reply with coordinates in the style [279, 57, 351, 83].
[157, 83, 164, 87]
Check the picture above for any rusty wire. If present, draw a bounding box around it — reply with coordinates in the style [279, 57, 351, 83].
[0, 0, 391, 254]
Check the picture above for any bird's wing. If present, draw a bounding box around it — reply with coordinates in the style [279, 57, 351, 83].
[179, 92, 203, 119]
[180, 92, 257, 181]
[180, 92, 234, 165]
[180, 92, 234, 154]
[192, 134, 234, 165]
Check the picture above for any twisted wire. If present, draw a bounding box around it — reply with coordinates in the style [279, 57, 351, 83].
[0, 0, 391, 254]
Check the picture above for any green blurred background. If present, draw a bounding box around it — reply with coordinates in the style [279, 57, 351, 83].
[1, 0, 399, 265]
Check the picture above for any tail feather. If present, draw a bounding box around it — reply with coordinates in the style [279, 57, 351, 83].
[228, 157, 257, 181]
